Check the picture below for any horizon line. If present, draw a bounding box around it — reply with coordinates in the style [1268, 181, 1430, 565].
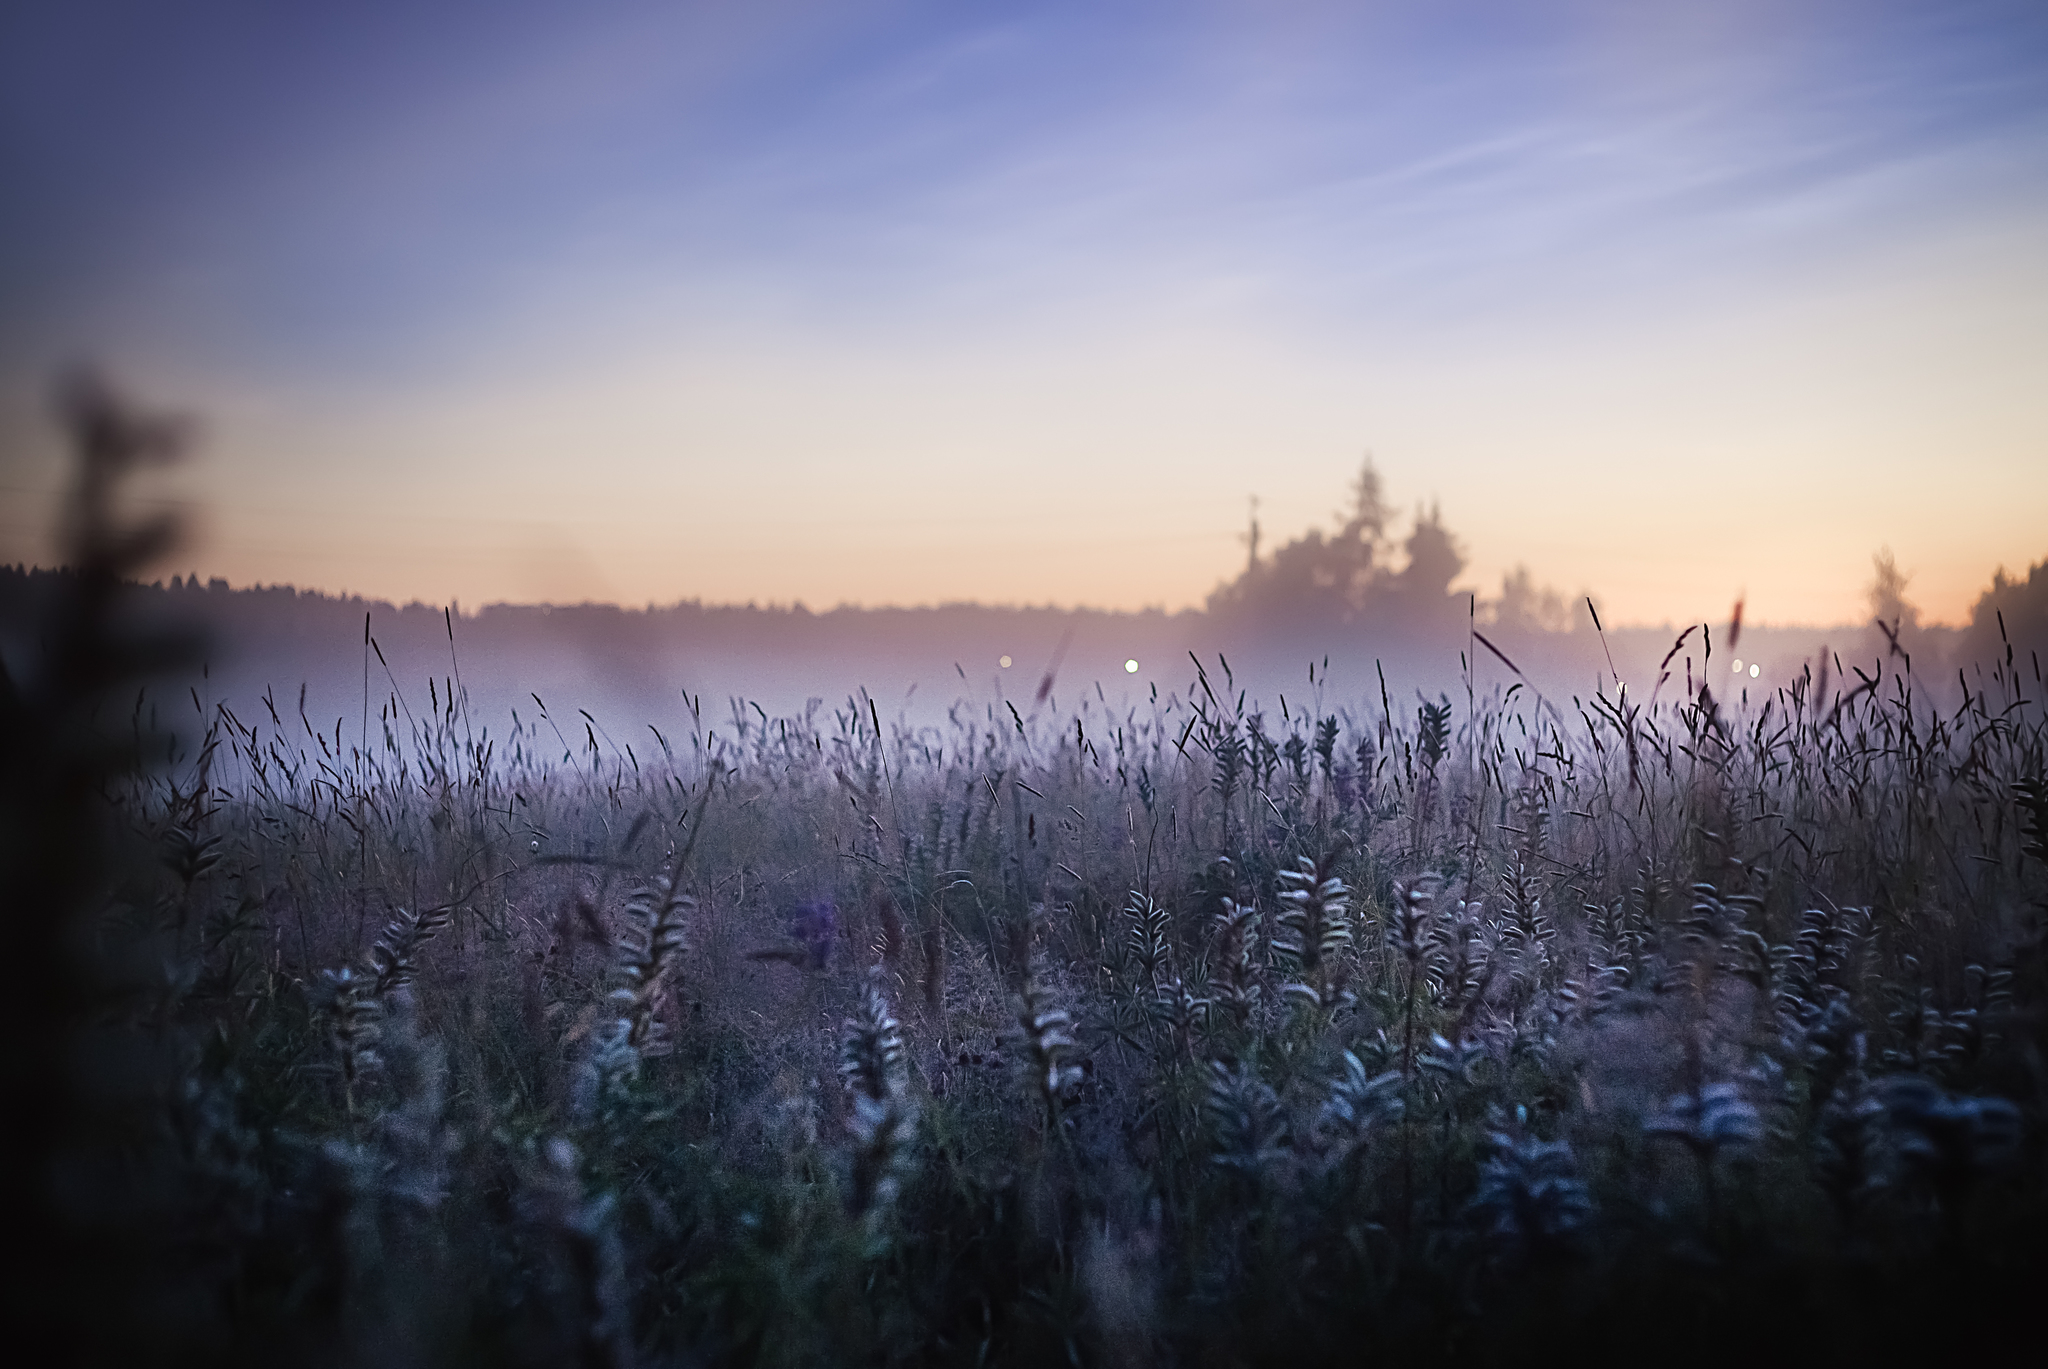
[2, 560, 1960, 635]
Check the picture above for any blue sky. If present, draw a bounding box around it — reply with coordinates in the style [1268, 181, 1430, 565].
[4, 1, 2045, 620]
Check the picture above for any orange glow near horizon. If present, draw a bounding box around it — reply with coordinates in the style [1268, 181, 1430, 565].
[5, 233, 2043, 630]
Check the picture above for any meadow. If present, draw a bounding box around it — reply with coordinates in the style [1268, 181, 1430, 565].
[11, 391, 2047, 1366]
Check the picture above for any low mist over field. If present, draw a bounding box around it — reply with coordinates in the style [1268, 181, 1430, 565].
[6, 455, 2042, 745]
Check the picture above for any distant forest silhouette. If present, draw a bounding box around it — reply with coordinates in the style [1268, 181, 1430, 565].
[1206, 460, 1558, 648]
[3, 458, 2043, 732]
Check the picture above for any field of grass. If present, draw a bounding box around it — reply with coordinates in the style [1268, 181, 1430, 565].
[10, 388, 2047, 1366]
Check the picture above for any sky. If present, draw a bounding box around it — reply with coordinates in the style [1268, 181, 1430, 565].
[2, 0, 2045, 625]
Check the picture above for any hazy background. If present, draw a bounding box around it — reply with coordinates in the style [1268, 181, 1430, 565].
[4, 1, 2046, 652]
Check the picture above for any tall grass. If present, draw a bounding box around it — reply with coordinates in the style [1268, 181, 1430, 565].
[40, 617, 2040, 1362]
[14, 386, 2047, 1364]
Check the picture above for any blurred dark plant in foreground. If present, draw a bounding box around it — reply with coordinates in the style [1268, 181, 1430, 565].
[3, 371, 200, 1359]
